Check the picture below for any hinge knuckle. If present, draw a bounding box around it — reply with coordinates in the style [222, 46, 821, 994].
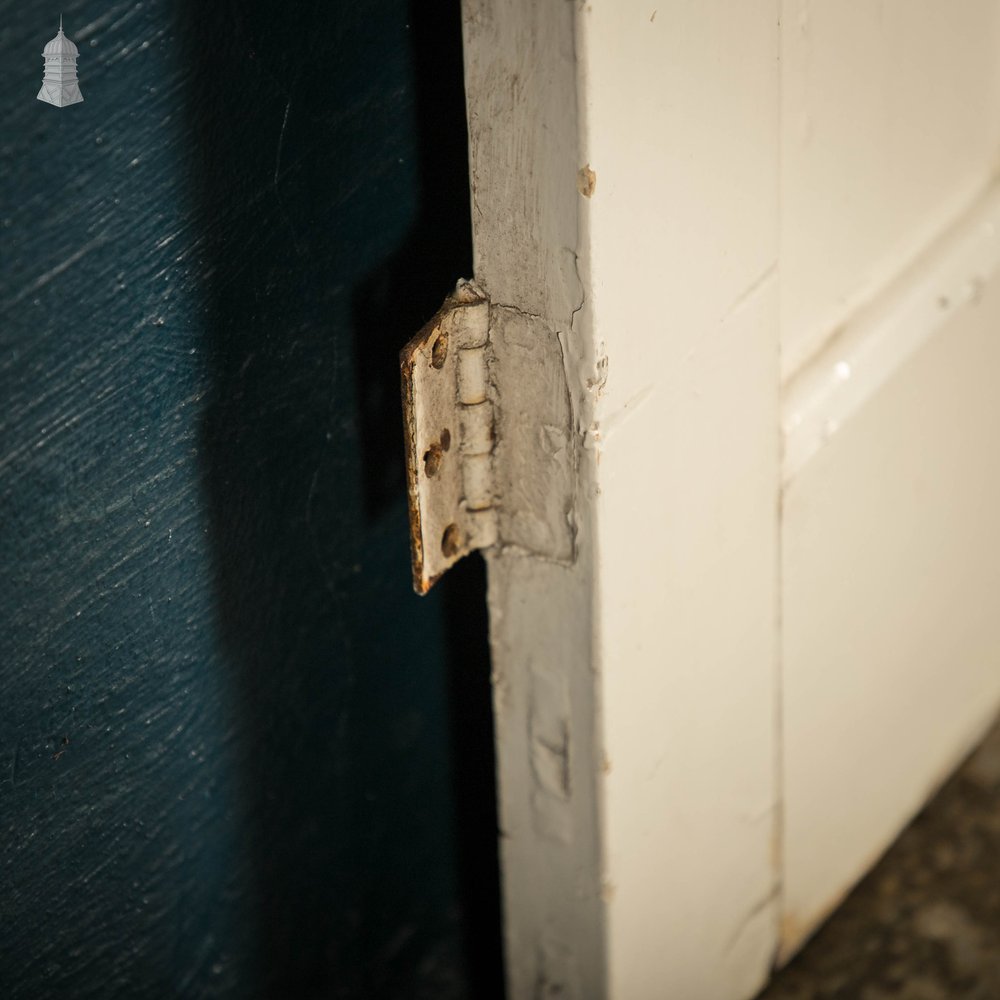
[459, 401, 493, 457]
[461, 452, 494, 511]
[457, 345, 489, 404]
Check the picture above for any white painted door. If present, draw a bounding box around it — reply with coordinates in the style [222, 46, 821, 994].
[459, 2, 1000, 997]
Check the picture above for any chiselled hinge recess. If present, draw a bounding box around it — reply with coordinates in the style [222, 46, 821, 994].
[401, 279, 576, 594]
[401, 281, 497, 594]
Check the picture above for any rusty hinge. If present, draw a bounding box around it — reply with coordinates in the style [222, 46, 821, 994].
[401, 281, 497, 594]
[401, 280, 576, 594]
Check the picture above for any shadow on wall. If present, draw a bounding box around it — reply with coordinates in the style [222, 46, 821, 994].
[175, 0, 502, 997]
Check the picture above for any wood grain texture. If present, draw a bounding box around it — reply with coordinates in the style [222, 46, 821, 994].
[0, 2, 495, 998]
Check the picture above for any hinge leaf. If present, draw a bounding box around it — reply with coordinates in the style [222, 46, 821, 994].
[400, 281, 495, 594]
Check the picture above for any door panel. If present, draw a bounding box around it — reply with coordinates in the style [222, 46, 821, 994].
[779, 0, 1000, 959]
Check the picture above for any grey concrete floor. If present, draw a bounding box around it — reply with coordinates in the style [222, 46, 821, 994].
[761, 719, 1000, 1000]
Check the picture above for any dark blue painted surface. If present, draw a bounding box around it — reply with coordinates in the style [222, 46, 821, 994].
[0, 2, 499, 997]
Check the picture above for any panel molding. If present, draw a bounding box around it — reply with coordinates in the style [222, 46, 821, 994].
[783, 179, 1000, 484]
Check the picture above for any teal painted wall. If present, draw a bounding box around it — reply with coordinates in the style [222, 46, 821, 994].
[0, 2, 499, 997]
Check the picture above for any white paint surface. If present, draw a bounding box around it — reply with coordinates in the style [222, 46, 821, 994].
[579, 4, 781, 997]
